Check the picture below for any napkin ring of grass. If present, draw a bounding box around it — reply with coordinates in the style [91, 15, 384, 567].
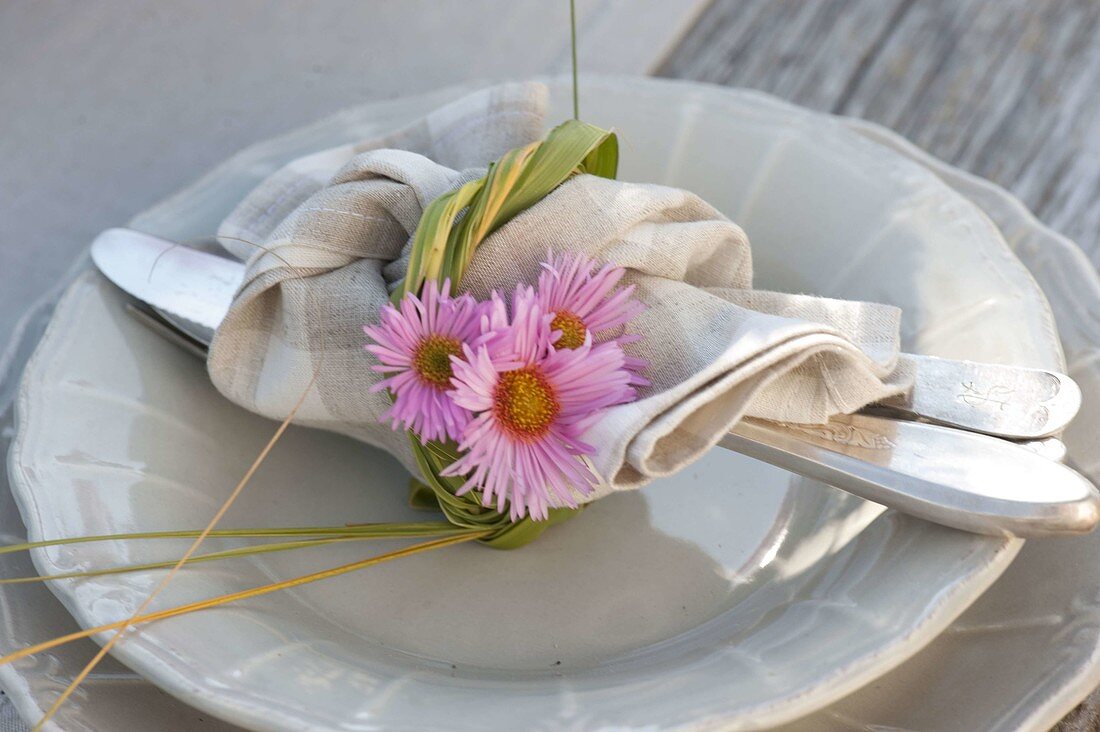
[380, 118, 630, 549]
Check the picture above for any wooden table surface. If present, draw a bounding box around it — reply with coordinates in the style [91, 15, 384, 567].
[660, 2, 1100, 728]
[2, 1, 1099, 730]
[661, 0, 1100, 269]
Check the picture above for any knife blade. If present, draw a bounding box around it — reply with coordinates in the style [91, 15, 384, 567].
[90, 228, 242, 346]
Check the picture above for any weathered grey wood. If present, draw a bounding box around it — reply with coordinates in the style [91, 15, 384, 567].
[660, 0, 911, 112]
[663, 2, 1100, 730]
[662, 0, 1100, 270]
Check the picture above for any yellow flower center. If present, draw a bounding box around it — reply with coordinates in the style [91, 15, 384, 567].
[413, 334, 462, 389]
[494, 368, 559, 438]
[550, 311, 587, 350]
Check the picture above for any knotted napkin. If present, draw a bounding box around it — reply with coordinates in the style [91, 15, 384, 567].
[209, 81, 909, 502]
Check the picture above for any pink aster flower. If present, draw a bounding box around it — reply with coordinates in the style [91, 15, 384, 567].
[536, 252, 648, 384]
[443, 286, 636, 521]
[364, 279, 484, 443]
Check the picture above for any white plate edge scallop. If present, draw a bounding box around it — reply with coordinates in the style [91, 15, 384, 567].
[4, 77, 1064, 726]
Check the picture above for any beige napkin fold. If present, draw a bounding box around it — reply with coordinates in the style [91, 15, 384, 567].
[209, 81, 909, 502]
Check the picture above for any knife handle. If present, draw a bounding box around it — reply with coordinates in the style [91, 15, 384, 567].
[720, 414, 1100, 538]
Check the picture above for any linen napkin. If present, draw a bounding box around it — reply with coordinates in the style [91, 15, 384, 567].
[209, 81, 910, 500]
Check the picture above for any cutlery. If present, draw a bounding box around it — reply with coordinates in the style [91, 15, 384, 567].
[89, 228, 1081, 440]
[724, 417, 1096, 537]
[91, 228, 1100, 537]
[871, 354, 1080, 441]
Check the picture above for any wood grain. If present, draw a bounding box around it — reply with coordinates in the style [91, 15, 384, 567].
[662, 2, 1100, 729]
[661, 0, 1100, 268]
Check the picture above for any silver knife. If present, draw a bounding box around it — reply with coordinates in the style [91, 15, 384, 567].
[724, 417, 1097, 537]
[89, 227, 1081, 439]
[90, 228, 1100, 537]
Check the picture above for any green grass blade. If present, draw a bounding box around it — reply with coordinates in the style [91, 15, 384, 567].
[392, 117, 619, 548]
[0, 522, 467, 556]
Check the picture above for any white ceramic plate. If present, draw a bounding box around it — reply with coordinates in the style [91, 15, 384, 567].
[3, 78, 1065, 730]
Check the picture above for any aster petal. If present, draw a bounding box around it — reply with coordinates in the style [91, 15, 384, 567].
[438, 266, 647, 521]
[535, 253, 647, 386]
[362, 280, 487, 442]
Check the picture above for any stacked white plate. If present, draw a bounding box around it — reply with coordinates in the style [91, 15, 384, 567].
[1, 77, 1098, 731]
